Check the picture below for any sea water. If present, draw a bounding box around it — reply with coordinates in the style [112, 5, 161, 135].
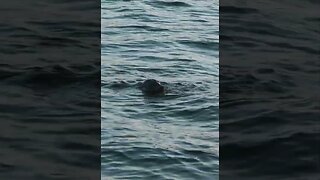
[102, 0, 219, 179]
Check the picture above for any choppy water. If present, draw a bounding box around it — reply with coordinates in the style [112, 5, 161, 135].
[220, 0, 320, 179]
[102, 0, 219, 179]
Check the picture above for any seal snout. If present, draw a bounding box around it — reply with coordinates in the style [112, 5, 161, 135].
[140, 79, 165, 95]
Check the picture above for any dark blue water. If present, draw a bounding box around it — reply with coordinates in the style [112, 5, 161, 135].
[102, 0, 219, 179]
[0, 0, 100, 179]
[220, 0, 320, 179]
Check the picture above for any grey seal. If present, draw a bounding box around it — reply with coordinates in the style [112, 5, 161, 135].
[139, 79, 165, 95]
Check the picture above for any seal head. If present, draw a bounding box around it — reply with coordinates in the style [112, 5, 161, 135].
[139, 79, 165, 95]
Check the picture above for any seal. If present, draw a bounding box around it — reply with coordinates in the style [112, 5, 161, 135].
[139, 79, 165, 95]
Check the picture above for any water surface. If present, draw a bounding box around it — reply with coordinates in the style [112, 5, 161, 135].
[0, 0, 100, 179]
[220, 0, 320, 179]
[102, 0, 219, 179]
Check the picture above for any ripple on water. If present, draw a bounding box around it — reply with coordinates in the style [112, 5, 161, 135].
[102, 0, 218, 179]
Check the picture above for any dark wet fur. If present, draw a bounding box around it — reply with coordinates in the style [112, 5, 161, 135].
[138, 79, 165, 95]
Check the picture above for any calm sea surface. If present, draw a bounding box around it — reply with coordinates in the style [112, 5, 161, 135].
[101, 0, 219, 179]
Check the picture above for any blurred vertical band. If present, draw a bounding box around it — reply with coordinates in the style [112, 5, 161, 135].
[0, 1, 101, 179]
[220, 0, 320, 179]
